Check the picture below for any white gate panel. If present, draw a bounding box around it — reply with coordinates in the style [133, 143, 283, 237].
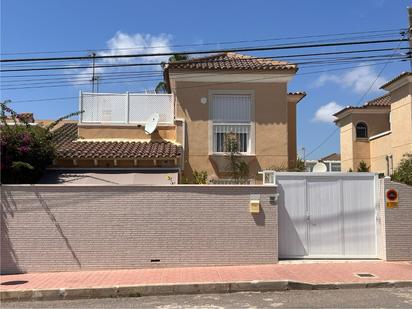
[307, 178, 342, 257]
[342, 177, 377, 257]
[277, 173, 377, 259]
[278, 178, 308, 258]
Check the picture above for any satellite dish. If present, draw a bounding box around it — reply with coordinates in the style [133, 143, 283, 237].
[312, 162, 328, 173]
[144, 113, 159, 134]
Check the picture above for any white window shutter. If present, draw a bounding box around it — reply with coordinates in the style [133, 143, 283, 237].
[212, 95, 251, 123]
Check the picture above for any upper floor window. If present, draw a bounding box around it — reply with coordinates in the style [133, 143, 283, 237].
[356, 122, 368, 138]
[211, 94, 252, 153]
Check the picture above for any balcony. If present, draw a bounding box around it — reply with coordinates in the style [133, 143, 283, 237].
[79, 92, 174, 125]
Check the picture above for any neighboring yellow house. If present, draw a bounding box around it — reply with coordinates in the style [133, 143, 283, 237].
[49, 52, 305, 183]
[334, 72, 412, 175]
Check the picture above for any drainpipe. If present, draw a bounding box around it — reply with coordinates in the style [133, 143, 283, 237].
[175, 118, 186, 173]
[385, 155, 390, 176]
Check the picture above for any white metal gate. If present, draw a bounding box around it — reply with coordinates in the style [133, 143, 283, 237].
[276, 173, 378, 259]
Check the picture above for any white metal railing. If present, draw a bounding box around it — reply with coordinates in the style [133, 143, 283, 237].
[79, 92, 174, 124]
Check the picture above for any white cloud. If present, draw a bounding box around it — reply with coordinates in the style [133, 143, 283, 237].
[314, 64, 387, 94]
[100, 31, 173, 64]
[71, 32, 173, 86]
[313, 101, 344, 123]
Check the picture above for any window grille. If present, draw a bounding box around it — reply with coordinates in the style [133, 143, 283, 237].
[211, 94, 252, 153]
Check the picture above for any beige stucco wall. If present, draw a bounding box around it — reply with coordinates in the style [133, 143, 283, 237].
[338, 111, 390, 172]
[338, 78, 412, 175]
[339, 120, 354, 172]
[370, 133, 392, 174]
[1, 185, 278, 274]
[171, 79, 291, 180]
[388, 84, 412, 169]
[352, 139, 371, 170]
[352, 112, 390, 137]
[362, 83, 412, 174]
[287, 100, 297, 168]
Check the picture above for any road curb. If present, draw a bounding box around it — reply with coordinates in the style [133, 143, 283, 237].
[1, 280, 412, 302]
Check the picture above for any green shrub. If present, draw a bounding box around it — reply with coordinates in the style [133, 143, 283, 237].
[392, 153, 412, 186]
[192, 170, 208, 184]
[225, 133, 249, 180]
[266, 157, 305, 172]
[290, 157, 306, 172]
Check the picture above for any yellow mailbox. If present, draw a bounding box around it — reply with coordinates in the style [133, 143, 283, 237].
[250, 200, 260, 214]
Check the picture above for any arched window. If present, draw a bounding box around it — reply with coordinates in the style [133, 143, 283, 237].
[356, 122, 368, 138]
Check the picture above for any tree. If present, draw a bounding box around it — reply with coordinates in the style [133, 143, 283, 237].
[1, 103, 82, 184]
[357, 160, 370, 172]
[225, 133, 249, 182]
[168, 54, 189, 62]
[155, 54, 190, 93]
[155, 81, 168, 94]
[392, 153, 412, 186]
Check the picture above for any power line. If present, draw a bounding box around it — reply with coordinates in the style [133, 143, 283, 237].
[0, 62, 160, 73]
[1, 57, 406, 90]
[1, 69, 164, 78]
[0, 72, 164, 84]
[1, 28, 405, 56]
[1, 47, 407, 74]
[305, 42, 404, 158]
[1, 38, 407, 63]
[1, 53, 406, 85]
[2, 46, 408, 73]
[0, 33, 402, 66]
[4, 59, 405, 94]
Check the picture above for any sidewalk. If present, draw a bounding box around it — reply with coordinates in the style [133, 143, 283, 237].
[1, 261, 412, 301]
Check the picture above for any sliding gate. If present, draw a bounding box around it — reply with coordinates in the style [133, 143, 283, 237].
[276, 173, 378, 259]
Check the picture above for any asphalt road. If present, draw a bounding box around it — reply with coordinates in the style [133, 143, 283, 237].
[2, 287, 412, 308]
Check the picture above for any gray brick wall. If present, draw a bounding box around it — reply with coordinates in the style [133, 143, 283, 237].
[1, 185, 278, 274]
[380, 178, 412, 261]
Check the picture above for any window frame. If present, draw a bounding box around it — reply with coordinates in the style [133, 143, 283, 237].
[355, 121, 368, 139]
[208, 90, 255, 155]
[213, 123, 251, 153]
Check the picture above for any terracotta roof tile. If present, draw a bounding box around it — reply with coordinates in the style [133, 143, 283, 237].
[380, 71, 412, 89]
[167, 52, 297, 71]
[333, 94, 391, 118]
[52, 123, 182, 159]
[365, 93, 391, 106]
[321, 153, 341, 161]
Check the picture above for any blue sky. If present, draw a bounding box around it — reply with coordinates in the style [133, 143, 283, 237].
[1, 0, 410, 159]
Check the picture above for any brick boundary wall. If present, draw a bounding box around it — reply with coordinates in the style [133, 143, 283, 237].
[1, 185, 278, 274]
[379, 178, 412, 261]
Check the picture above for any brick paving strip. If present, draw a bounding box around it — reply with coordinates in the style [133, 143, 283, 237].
[1, 261, 412, 302]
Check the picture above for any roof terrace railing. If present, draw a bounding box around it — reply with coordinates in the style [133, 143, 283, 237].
[79, 92, 174, 125]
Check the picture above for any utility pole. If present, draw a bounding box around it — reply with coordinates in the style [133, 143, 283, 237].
[408, 7, 412, 71]
[91, 52, 97, 92]
[301, 147, 306, 170]
[95, 76, 100, 93]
